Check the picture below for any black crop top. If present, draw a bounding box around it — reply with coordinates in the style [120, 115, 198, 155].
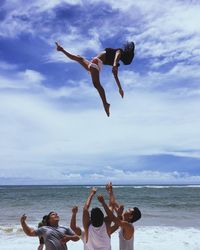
[103, 48, 123, 66]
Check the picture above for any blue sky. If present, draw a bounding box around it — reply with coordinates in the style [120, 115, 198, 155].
[0, 0, 200, 185]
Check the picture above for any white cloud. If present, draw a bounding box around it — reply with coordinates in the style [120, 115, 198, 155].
[1, 0, 200, 184]
[1, 165, 200, 184]
[1, 62, 200, 175]
[18, 69, 45, 84]
[0, 0, 82, 38]
[131, 0, 200, 67]
[95, 167, 200, 184]
[0, 84, 200, 177]
[1, 0, 200, 71]
[0, 69, 45, 89]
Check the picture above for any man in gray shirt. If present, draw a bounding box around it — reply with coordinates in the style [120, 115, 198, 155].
[21, 211, 79, 250]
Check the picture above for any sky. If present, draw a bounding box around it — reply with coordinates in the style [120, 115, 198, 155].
[0, 0, 200, 185]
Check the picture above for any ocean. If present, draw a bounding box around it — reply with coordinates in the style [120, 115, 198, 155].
[0, 185, 200, 250]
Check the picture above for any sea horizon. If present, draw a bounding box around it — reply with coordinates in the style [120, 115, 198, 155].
[1, 183, 200, 186]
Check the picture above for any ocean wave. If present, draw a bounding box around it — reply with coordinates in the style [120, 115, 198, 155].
[83, 185, 200, 189]
[0, 226, 23, 235]
[129, 185, 200, 188]
[85, 185, 127, 188]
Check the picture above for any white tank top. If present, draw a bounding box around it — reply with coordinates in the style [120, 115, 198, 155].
[119, 227, 134, 250]
[86, 222, 111, 250]
[80, 230, 89, 250]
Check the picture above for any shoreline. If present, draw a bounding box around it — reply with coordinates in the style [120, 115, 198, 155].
[1, 226, 200, 250]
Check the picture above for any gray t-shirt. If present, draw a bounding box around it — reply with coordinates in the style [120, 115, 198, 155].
[35, 226, 74, 250]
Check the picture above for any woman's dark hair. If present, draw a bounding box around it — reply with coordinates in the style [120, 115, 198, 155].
[121, 41, 135, 65]
[42, 215, 48, 226]
[91, 207, 104, 227]
[46, 211, 54, 226]
[130, 207, 141, 223]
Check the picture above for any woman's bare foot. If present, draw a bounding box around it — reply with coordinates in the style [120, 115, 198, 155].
[104, 103, 110, 117]
[55, 42, 63, 51]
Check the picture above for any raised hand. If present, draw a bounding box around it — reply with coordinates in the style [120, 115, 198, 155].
[106, 182, 113, 193]
[72, 206, 78, 214]
[20, 214, 27, 224]
[97, 194, 105, 203]
[117, 205, 124, 217]
[91, 187, 97, 194]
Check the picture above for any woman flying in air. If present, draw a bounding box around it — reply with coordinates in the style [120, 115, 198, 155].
[55, 41, 135, 117]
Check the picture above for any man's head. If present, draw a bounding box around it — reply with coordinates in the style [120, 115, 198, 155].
[90, 207, 104, 227]
[46, 211, 60, 226]
[124, 207, 141, 223]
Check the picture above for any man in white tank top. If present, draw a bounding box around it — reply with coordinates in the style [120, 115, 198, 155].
[100, 183, 141, 250]
[72, 187, 118, 250]
[70, 206, 89, 250]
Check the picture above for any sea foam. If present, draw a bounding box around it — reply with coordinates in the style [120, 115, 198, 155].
[0, 226, 199, 250]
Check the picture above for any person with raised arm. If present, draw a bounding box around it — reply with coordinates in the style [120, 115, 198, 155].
[70, 205, 89, 250]
[20, 211, 79, 250]
[80, 187, 117, 250]
[99, 185, 141, 250]
[55, 41, 135, 117]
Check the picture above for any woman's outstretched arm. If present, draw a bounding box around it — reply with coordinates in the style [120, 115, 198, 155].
[112, 50, 124, 98]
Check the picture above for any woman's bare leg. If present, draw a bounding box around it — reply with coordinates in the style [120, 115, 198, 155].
[56, 42, 90, 71]
[56, 42, 110, 116]
[90, 67, 110, 117]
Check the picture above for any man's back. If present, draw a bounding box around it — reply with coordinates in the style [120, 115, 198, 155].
[86, 222, 111, 250]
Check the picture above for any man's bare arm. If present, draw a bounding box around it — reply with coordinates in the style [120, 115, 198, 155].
[82, 187, 97, 242]
[97, 195, 120, 224]
[98, 196, 133, 240]
[83, 187, 97, 210]
[110, 223, 119, 234]
[106, 182, 120, 210]
[20, 214, 37, 236]
[70, 206, 81, 236]
[60, 234, 80, 244]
